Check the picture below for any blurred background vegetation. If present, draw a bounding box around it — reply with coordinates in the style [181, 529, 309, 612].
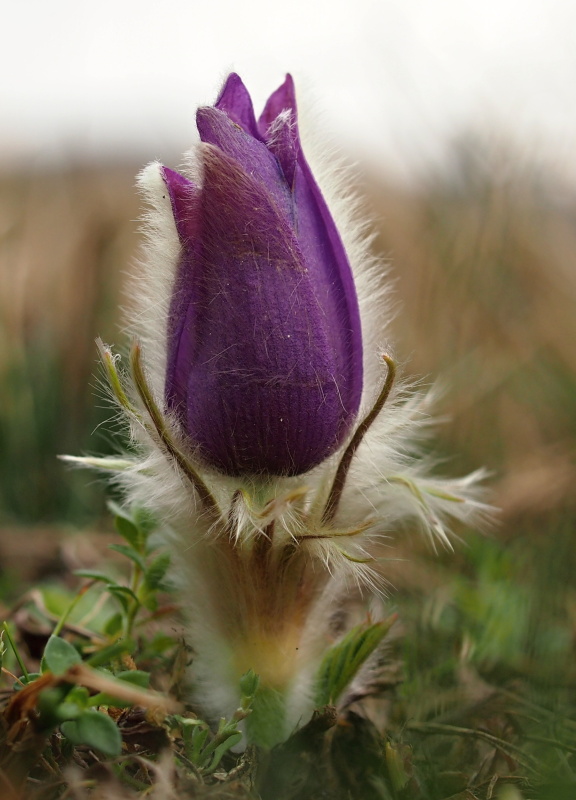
[1, 139, 575, 796]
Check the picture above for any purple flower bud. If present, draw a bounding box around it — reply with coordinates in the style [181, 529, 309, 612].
[162, 74, 363, 477]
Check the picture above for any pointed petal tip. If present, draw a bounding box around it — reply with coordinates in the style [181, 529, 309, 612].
[258, 74, 298, 139]
[160, 164, 193, 191]
[216, 72, 245, 102]
[213, 73, 259, 137]
[160, 166, 199, 243]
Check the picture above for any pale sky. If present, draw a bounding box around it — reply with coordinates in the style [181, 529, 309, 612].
[3, 0, 576, 181]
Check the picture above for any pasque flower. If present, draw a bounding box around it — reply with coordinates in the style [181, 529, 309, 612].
[162, 73, 363, 476]
[65, 73, 489, 749]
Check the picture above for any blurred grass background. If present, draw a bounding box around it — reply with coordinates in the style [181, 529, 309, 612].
[0, 166, 138, 526]
[1, 141, 575, 794]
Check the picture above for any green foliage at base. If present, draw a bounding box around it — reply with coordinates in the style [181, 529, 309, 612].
[245, 683, 287, 750]
[315, 617, 396, 707]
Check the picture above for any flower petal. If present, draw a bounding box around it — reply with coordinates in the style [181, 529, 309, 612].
[163, 74, 364, 477]
[290, 156, 364, 418]
[161, 166, 200, 243]
[258, 74, 297, 138]
[214, 72, 260, 139]
[166, 146, 357, 476]
[261, 76, 363, 406]
[196, 106, 293, 221]
[161, 167, 202, 404]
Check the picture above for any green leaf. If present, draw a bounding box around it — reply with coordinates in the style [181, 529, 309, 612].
[141, 593, 159, 612]
[146, 633, 178, 655]
[144, 552, 171, 591]
[86, 639, 134, 668]
[36, 686, 72, 725]
[108, 544, 147, 571]
[116, 669, 149, 687]
[115, 516, 142, 549]
[61, 709, 122, 756]
[13, 672, 41, 690]
[239, 669, 260, 699]
[108, 500, 143, 547]
[208, 731, 242, 771]
[66, 686, 91, 707]
[107, 585, 139, 613]
[43, 635, 82, 675]
[104, 612, 124, 637]
[133, 507, 156, 536]
[88, 670, 150, 707]
[245, 684, 286, 749]
[314, 617, 396, 707]
[73, 569, 117, 584]
[54, 702, 83, 722]
[188, 725, 210, 762]
[385, 741, 412, 792]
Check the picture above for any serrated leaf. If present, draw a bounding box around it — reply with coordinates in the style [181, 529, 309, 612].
[43, 635, 82, 675]
[314, 618, 395, 707]
[108, 544, 147, 571]
[61, 709, 122, 756]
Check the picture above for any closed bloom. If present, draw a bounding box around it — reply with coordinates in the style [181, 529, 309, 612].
[161, 73, 363, 477]
[65, 72, 490, 747]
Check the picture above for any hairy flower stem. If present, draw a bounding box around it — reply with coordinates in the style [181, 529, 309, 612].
[322, 355, 397, 524]
[213, 532, 319, 697]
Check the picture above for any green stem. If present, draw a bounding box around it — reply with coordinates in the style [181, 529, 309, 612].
[322, 355, 396, 524]
[52, 586, 91, 637]
[2, 622, 29, 682]
[130, 340, 221, 520]
[125, 562, 143, 637]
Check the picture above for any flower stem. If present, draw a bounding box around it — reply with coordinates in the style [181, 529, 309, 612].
[129, 340, 221, 519]
[322, 354, 396, 524]
[2, 622, 29, 682]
